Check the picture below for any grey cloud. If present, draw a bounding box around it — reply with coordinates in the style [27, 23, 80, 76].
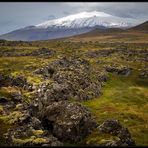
[63, 2, 148, 21]
[63, 11, 71, 15]
[47, 15, 56, 20]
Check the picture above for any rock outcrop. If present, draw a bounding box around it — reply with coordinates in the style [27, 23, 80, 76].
[0, 47, 55, 57]
[39, 101, 97, 142]
[98, 119, 135, 146]
[35, 57, 107, 101]
[0, 74, 33, 91]
[105, 65, 132, 76]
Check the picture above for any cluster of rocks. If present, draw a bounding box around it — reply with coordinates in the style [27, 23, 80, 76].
[34, 57, 108, 101]
[0, 48, 55, 57]
[4, 111, 63, 146]
[2, 99, 136, 146]
[98, 119, 135, 146]
[87, 48, 148, 62]
[29, 48, 55, 57]
[0, 89, 29, 116]
[87, 49, 116, 58]
[38, 101, 97, 142]
[0, 74, 33, 91]
[0, 57, 136, 146]
[105, 65, 132, 76]
[2, 57, 104, 146]
[139, 69, 148, 78]
[2, 98, 97, 146]
[120, 49, 148, 62]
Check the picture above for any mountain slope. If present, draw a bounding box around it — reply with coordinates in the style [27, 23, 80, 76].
[70, 28, 125, 38]
[128, 21, 148, 32]
[0, 11, 139, 41]
[64, 22, 148, 43]
[0, 27, 93, 41]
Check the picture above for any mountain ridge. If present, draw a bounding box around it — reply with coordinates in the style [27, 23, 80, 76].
[0, 11, 145, 41]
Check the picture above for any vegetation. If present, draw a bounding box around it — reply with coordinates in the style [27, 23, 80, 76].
[0, 37, 147, 146]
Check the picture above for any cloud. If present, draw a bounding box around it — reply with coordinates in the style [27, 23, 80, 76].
[0, 20, 13, 26]
[47, 15, 56, 20]
[63, 11, 71, 15]
[62, 2, 148, 20]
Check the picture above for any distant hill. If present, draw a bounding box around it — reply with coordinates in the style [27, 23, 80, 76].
[72, 28, 125, 38]
[64, 21, 148, 43]
[128, 21, 148, 32]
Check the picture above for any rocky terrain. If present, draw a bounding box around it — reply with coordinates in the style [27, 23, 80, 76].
[0, 40, 147, 146]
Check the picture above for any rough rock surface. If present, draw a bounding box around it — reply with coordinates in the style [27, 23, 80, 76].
[30, 48, 55, 57]
[98, 119, 135, 146]
[0, 47, 55, 57]
[35, 57, 107, 101]
[139, 69, 148, 78]
[5, 113, 63, 146]
[39, 101, 97, 142]
[87, 48, 148, 62]
[87, 49, 116, 58]
[105, 65, 132, 76]
[3, 98, 97, 145]
[0, 74, 33, 91]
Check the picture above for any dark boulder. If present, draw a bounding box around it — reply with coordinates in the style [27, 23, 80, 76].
[98, 119, 135, 146]
[139, 69, 148, 78]
[39, 101, 97, 143]
[0, 97, 8, 104]
[30, 48, 55, 57]
[105, 65, 132, 76]
[0, 73, 33, 91]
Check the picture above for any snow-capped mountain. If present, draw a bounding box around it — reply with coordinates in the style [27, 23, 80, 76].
[0, 11, 140, 41]
[35, 11, 138, 29]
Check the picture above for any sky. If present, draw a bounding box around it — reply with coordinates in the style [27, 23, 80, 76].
[0, 2, 148, 35]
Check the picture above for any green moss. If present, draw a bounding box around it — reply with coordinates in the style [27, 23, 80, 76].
[0, 118, 11, 146]
[0, 89, 12, 99]
[32, 130, 44, 136]
[82, 130, 119, 145]
[12, 136, 36, 145]
[0, 105, 3, 113]
[13, 136, 47, 145]
[33, 138, 47, 144]
[0, 111, 23, 124]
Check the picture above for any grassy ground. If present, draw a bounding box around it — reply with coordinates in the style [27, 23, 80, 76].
[82, 72, 148, 146]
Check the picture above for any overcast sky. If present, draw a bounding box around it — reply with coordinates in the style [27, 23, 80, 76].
[0, 2, 148, 35]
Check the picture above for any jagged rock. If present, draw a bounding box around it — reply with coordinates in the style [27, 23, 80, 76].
[39, 101, 97, 143]
[35, 57, 105, 101]
[87, 49, 116, 58]
[0, 74, 12, 87]
[139, 69, 148, 78]
[105, 65, 132, 76]
[98, 119, 122, 135]
[11, 92, 22, 103]
[0, 47, 55, 57]
[30, 48, 55, 57]
[5, 125, 63, 146]
[0, 74, 33, 91]
[98, 119, 135, 146]
[4, 108, 63, 146]
[12, 76, 33, 91]
[0, 97, 8, 104]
